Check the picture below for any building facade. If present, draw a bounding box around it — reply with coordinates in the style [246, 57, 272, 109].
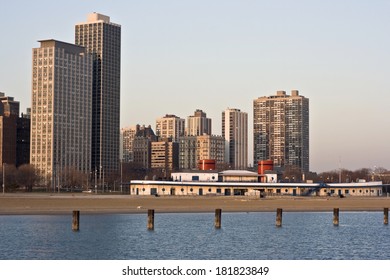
[253, 90, 309, 172]
[222, 108, 248, 170]
[0, 92, 20, 167]
[16, 110, 31, 167]
[121, 126, 137, 163]
[179, 135, 225, 170]
[132, 125, 157, 169]
[30, 40, 92, 186]
[156, 114, 185, 142]
[130, 180, 383, 197]
[151, 139, 179, 177]
[186, 109, 212, 136]
[75, 13, 121, 177]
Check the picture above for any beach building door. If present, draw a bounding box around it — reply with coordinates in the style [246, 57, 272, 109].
[199, 188, 203, 196]
[170, 188, 176, 195]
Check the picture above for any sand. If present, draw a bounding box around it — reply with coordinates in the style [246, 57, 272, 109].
[0, 193, 390, 215]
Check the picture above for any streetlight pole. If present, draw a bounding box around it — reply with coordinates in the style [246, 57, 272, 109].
[120, 160, 123, 194]
[2, 163, 5, 195]
[95, 169, 97, 194]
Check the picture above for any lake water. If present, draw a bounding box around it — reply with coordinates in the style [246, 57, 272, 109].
[0, 212, 389, 260]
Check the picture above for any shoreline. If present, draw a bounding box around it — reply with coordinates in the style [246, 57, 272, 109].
[1, 193, 390, 215]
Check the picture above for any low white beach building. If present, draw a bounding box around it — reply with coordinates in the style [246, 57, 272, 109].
[129, 180, 383, 197]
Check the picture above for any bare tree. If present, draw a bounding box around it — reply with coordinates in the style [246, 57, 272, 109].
[1, 164, 17, 191]
[373, 167, 389, 184]
[15, 164, 40, 192]
[61, 167, 85, 190]
[352, 168, 372, 182]
[318, 170, 339, 183]
[282, 165, 303, 182]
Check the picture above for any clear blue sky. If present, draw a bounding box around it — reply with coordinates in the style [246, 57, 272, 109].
[1, 0, 389, 173]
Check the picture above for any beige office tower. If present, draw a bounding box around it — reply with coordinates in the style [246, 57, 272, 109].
[186, 109, 212, 136]
[75, 13, 121, 177]
[156, 114, 185, 142]
[253, 90, 309, 173]
[222, 108, 248, 170]
[30, 40, 92, 187]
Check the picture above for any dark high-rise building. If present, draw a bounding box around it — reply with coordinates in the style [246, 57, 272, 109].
[253, 90, 309, 173]
[75, 13, 121, 177]
[16, 110, 31, 167]
[0, 92, 19, 167]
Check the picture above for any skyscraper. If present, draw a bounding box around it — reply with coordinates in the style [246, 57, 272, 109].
[121, 126, 138, 163]
[253, 90, 309, 173]
[186, 109, 212, 136]
[30, 40, 92, 185]
[222, 108, 248, 170]
[156, 114, 185, 142]
[151, 139, 179, 176]
[0, 92, 19, 167]
[179, 135, 225, 170]
[16, 109, 31, 167]
[75, 13, 121, 177]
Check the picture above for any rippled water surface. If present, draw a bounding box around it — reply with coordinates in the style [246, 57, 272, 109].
[0, 212, 389, 259]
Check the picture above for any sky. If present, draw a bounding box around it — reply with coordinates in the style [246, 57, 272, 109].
[0, 0, 389, 173]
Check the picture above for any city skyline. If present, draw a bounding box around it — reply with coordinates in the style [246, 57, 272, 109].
[1, 0, 389, 172]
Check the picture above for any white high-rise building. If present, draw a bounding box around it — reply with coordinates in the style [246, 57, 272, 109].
[222, 108, 248, 170]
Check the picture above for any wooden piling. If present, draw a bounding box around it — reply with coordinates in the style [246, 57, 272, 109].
[72, 210, 80, 231]
[333, 208, 339, 226]
[384, 208, 389, 225]
[147, 209, 155, 230]
[215, 209, 222, 229]
[276, 208, 283, 227]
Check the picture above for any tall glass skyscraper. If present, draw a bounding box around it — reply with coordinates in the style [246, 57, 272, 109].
[75, 13, 121, 177]
[253, 90, 309, 173]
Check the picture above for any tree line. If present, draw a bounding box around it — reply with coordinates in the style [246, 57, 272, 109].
[1, 163, 389, 192]
[282, 165, 390, 184]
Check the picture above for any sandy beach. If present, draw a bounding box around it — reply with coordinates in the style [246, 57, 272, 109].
[0, 193, 390, 215]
